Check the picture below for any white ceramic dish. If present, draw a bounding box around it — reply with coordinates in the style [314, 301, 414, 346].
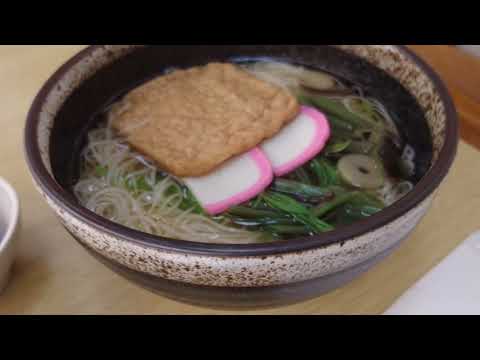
[0, 177, 20, 294]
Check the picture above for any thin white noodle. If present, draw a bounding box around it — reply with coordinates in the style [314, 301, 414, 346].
[74, 125, 261, 244]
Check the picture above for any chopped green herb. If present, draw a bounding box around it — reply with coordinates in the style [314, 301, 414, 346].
[95, 165, 108, 177]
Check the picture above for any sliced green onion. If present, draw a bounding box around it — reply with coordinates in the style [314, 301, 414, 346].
[337, 154, 385, 190]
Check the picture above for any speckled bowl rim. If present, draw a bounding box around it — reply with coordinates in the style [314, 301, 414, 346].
[24, 45, 459, 257]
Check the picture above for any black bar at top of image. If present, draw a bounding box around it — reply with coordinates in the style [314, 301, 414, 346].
[0, 6, 478, 44]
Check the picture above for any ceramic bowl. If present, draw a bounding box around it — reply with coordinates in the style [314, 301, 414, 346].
[24, 45, 458, 309]
[0, 177, 20, 294]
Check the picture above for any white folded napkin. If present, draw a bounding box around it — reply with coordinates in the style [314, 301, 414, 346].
[384, 231, 480, 315]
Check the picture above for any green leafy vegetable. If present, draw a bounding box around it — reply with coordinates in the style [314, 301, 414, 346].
[179, 187, 204, 214]
[326, 114, 355, 132]
[294, 167, 312, 185]
[229, 206, 281, 219]
[272, 179, 333, 198]
[350, 191, 385, 209]
[95, 165, 108, 177]
[312, 192, 360, 218]
[325, 138, 352, 155]
[229, 216, 297, 228]
[334, 204, 382, 225]
[298, 94, 372, 129]
[310, 158, 340, 187]
[123, 176, 153, 193]
[262, 192, 334, 233]
[250, 194, 266, 209]
[345, 98, 385, 128]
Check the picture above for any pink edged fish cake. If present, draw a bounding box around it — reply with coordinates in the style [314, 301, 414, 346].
[183, 149, 273, 215]
[261, 106, 331, 176]
[183, 106, 330, 215]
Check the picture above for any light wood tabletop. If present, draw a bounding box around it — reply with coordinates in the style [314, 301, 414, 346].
[0, 45, 479, 314]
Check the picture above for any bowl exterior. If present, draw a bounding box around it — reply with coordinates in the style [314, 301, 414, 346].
[34, 179, 434, 289]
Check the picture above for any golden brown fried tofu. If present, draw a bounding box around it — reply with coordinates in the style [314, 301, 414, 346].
[109, 63, 300, 177]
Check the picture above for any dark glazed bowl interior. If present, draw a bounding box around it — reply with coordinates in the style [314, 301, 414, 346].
[25, 45, 458, 257]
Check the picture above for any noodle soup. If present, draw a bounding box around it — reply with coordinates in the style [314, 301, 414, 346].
[74, 61, 420, 244]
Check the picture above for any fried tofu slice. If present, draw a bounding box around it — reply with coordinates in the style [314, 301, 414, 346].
[109, 63, 300, 177]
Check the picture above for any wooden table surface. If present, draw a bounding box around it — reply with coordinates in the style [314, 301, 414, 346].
[0, 45, 479, 315]
[408, 45, 480, 149]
